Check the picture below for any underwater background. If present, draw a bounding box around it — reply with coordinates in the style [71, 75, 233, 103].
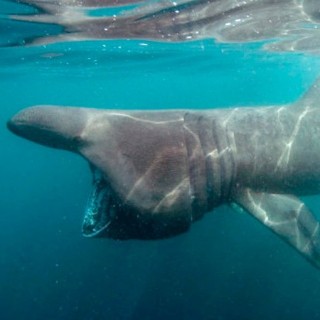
[2, 1, 320, 319]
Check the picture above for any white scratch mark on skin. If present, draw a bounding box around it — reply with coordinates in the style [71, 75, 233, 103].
[183, 123, 197, 139]
[81, 112, 183, 140]
[246, 189, 269, 224]
[109, 112, 183, 125]
[206, 148, 219, 159]
[276, 106, 286, 133]
[296, 202, 304, 220]
[206, 147, 230, 159]
[275, 107, 310, 171]
[81, 113, 110, 140]
[152, 178, 189, 213]
[229, 131, 237, 155]
[294, 202, 305, 248]
[125, 164, 157, 203]
[183, 124, 202, 161]
[303, 222, 319, 254]
[222, 108, 239, 127]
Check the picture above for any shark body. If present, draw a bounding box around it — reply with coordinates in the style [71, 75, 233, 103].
[7, 81, 320, 268]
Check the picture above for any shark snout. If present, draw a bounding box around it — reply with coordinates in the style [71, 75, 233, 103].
[7, 105, 88, 151]
[7, 107, 43, 135]
[7, 107, 49, 141]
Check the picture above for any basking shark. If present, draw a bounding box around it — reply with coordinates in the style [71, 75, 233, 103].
[7, 80, 320, 268]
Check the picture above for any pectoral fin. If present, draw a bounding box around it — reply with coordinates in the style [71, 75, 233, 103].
[232, 188, 320, 268]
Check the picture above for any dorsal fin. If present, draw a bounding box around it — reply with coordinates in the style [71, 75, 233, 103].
[295, 78, 320, 108]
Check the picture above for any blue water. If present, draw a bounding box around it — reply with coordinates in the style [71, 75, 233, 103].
[2, 1, 320, 320]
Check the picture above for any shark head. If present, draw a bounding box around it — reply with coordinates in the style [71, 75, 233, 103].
[7, 106, 195, 240]
[7, 106, 87, 151]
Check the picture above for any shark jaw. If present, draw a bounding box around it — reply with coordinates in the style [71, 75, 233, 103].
[82, 166, 116, 237]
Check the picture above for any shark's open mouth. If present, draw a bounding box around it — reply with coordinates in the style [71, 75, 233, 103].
[82, 167, 116, 237]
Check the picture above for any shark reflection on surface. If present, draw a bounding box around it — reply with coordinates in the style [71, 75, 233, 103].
[7, 0, 320, 52]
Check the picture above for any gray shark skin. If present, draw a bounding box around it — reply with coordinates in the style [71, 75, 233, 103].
[7, 80, 320, 268]
[9, 0, 320, 52]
